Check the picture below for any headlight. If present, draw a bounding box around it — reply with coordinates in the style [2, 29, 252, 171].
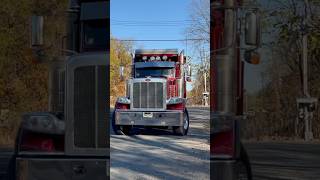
[22, 113, 65, 135]
[117, 97, 131, 104]
[166, 97, 185, 105]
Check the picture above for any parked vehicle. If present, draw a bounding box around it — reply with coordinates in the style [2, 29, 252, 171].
[10, 0, 109, 179]
[112, 49, 192, 136]
[210, 0, 261, 179]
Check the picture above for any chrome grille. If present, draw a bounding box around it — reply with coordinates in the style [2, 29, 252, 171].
[132, 81, 164, 109]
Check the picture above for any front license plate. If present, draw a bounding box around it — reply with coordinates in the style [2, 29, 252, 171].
[143, 112, 153, 118]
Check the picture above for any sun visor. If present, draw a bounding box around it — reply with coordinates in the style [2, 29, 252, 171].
[135, 61, 175, 69]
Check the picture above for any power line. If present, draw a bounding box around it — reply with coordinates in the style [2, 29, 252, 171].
[111, 19, 194, 23]
[111, 22, 193, 27]
[111, 38, 207, 42]
[111, 24, 190, 27]
[110, 19, 207, 27]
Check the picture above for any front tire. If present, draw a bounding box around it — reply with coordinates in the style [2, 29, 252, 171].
[173, 109, 189, 136]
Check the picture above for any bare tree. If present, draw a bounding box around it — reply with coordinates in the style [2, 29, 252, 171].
[185, 0, 210, 105]
[245, 0, 320, 139]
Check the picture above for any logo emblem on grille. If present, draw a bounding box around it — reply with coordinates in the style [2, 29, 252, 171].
[145, 78, 151, 82]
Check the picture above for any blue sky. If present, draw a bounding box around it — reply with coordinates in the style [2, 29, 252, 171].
[110, 0, 278, 94]
[111, 0, 197, 91]
[111, 0, 192, 49]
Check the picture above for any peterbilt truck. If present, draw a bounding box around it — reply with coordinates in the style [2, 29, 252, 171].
[210, 0, 261, 179]
[112, 49, 192, 136]
[8, 0, 109, 179]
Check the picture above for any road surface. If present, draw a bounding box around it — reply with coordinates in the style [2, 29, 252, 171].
[1, 108, 320, 179]
[110, 107, 211, 180]
[0, 148, 13, 180]
[245, 142, 320, 180]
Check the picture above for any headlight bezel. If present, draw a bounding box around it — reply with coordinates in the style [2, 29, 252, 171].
[166, 97, 186, 105]
[116, 96, 131, 104]
[22, 113, 65, 135]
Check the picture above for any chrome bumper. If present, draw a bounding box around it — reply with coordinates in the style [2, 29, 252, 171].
[115, 110, 183, 126]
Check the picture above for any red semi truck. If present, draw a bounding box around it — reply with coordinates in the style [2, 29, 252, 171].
[112, 49, 192, 136]
[210, 0, 261, 179]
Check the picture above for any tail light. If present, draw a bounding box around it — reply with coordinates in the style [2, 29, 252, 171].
[211, 115, 238, 159]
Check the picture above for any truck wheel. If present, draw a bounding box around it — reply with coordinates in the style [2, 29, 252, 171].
[237, 143, 252, 180]
[173, 109, 189, 136]
[112, 111, 132, 135]
[120, 126, 132, 135]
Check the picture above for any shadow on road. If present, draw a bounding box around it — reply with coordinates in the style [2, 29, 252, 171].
[110, 107, 210, 179]
[111, 134, 210, 180]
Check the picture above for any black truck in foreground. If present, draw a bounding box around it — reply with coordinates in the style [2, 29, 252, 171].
[6, 0, 109, 179]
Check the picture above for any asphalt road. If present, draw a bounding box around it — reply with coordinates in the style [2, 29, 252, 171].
[244, 142, 320, 180]
[110, 107, 211, 180]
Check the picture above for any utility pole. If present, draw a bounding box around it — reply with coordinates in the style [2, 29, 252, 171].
[297, 0, 317, 141]
[303, 0, 310, 98]
[201, 48, 209, 106]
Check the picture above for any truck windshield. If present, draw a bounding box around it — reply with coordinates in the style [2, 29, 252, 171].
[82, 19, 109, 51]
[135, 68, 175, 78]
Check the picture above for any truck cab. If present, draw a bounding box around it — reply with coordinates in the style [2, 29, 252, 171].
[13, 0, 109, 179]
[112, 49, 191, 136]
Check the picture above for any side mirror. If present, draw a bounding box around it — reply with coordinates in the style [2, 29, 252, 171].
[31, 16, 44, 47]
[119, 65, 125, 80]
[184, 65, 192, 82]
[245, 11, 260, 46]
[184, 65, 192, 76]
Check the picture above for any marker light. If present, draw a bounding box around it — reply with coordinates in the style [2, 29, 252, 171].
[156, 56, 161, 61]
[150, 56, 155, 61]
[162, 56, 168, 60]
